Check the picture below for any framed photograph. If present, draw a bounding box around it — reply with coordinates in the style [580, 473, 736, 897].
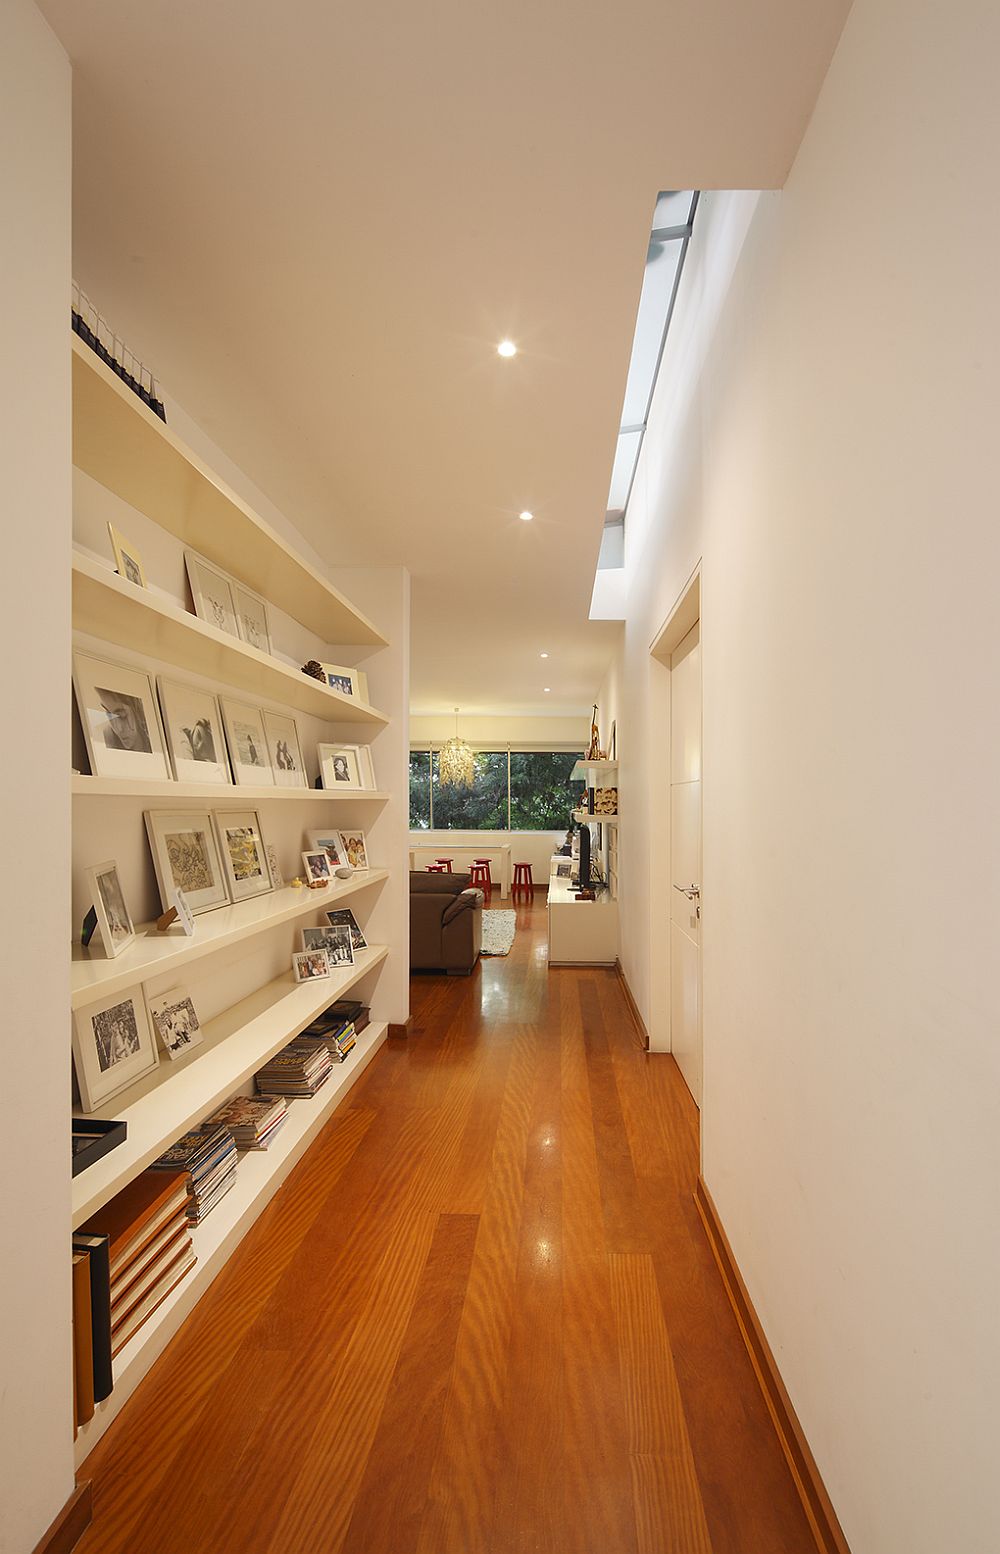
[145, 809, 231, 915]
[338, 829, 370, 870]
[302, 924, 354, 965]
[231, 581, 272, 655]
[261, 710, 306, 788]
[301, 848, 333, 883]
[73, 651, 170, 781]
[219, 698, 274, 786]
[325, 907, 367, 953]
[145, 985, 203, 1060]
[318, 743, 363, 790]
[73, 986, 159, 1112]
[157, 677, 231, 785]
[108, 523, 147, 588]
[213, 809, 273, 902]
[307, 829, 345, 869]
[319, 662, 361, 698]
[85, 860, 135, 958]
[185, 550, 239, 638]
[292, 949, 331, 982]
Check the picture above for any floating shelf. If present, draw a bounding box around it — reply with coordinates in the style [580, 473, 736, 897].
[73, 1017, 388, 1466]
[573, 809, 618, 825]
[71, 870, 389, 1009]
[72, 948, 388, 1226]
[73, 552, 389, 726]
[72, 336, 386, 646]
[577, 760, 618, 774]
[72, 775, 390, 804]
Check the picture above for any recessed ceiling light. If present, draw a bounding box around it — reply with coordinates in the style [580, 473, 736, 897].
[544, 686, 551, 693]
[497, 340, 517, 358]
[519, 510, 533, 522]
[540, 652, 549, 659]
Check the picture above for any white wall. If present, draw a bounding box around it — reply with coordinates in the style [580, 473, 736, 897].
[0, 4, 75, 1550]
[409, 712, 585, 747]
[613, 2, 1000, 1550]
[409, 830, 564, 885]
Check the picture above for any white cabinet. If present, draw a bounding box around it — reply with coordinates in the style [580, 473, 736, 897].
[547, 865, 619, 966]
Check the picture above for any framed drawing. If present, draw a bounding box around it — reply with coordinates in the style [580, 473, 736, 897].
[145, 809, 231, 914]
[306, 829, 345, 869]
[261, 710, 307, 788]
[184, 550, 239, 638]
[73, 650, 171, 781]
[212, 809, 273, 902]
[338, 829, 369, 870]
[85, 859, 135, 959]
[231, 580, 272, 655]
[157, 677, 231, 785]
[107, 523, 147, 588]
[318, 743, 364, 790]
[145, 985, 203, 1060]
[301, 924, 354, 965]
[319, 662, 361, 698]
[219, 697, 274, 786]
[73, 985, 159, 1112]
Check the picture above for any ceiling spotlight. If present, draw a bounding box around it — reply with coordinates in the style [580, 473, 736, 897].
[519, 510, 533, 522]
[497, 340, 517, 358]
[540, 652, 549, 659]
[544, 687, 551, 693]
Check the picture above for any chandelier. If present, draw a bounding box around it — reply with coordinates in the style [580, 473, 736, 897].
[438, 707, 475, 788]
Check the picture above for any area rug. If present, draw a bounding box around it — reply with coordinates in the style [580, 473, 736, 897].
[480, 910, 516, 956]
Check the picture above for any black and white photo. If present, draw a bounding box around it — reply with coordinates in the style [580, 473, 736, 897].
[158, 677, 231, 784]
[262, 710, 306, 788]
[86, 859, 135, 958]
[302, 923, 355, 965]
[232, 581, 272, 655]
[108, 522, 147, 589]
[219, 697, 275, 787]
[325, 907, 367, 953]
[185, 550, 240, 638]
[318, 743, 364, 790]
[146, 985, 203, 1059]
[73, 986, 159, 1112]
[73, 651, 171, 781]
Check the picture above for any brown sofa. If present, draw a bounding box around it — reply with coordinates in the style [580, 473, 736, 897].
[410, 871, 483, 974]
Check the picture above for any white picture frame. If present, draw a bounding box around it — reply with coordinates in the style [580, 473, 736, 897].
[170, 887, 196, 935]
[318, 743, 364, 790]
[145, 985, 203, 1061]
[85, 859, 135, 958]
[319, 662, 361, 698]
[185, 550, 240, 638]
[73, 985, 159, 1112]
[301, 848, 333, 883]
[219, 697, 274, 786]
[73, 650, 171, 782]
[292, 949, 331, 982]
[231, 580, 272, 655]
[261, 710, 307, 788]
[338, 829, 370, 871]
[306, 829, 346, 869]
[325, 907, 367, 953]
[157, 677, 232, 785]
[212, 809, 273, 902]
[301, 924, 354, 965]
[145, 809, 231, 915]
[107, 522, 147, 588]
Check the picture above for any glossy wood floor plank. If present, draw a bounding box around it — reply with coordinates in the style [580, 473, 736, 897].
[78, 897, 818, 1554]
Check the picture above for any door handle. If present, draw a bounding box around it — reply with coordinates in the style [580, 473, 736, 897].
[673, 883, 701, 899]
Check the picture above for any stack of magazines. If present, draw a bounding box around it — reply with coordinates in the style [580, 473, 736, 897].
[206, 1094, 287, 1151]
[256, 1039, 332, 1097]
[149, 1125, 238, 1224]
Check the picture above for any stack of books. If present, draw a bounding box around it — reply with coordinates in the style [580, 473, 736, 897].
[149, 1125, 238, 1224]
[70, 1233, 112, 1430]
[255, 1038, 333, 1097]
[300, 999, 368, 1061]
[78, 1169, 196, 1360]
[206, 1093, 287, 1150]
[328, 998, 370, 1035]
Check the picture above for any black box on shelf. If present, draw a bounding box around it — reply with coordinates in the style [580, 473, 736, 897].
[72, 1118, 128, 1178]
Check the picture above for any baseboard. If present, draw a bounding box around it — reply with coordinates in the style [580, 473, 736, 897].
[388, 1018, 411, 1038]
[694, 1179, 851, 1554]
[31, 1482, 92, 1554]
[614, 958, 649, 1049]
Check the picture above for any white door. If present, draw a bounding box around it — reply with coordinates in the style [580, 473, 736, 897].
[669, 621, 702, 1104]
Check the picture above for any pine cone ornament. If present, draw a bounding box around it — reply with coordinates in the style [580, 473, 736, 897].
[301, 660, 326, 682]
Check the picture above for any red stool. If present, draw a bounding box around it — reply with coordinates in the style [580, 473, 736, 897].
[512, 862, 534, 894]
[469, 862, 491, 891]
[474, 857, 493, 896]
[426, 863, 446, 873]
[435, 858, 454, 872]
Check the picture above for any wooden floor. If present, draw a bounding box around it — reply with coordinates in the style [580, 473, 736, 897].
[77, 895, 816, 1554]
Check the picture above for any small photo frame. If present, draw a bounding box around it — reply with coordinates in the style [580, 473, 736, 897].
[261, 710, 306, 788]
[231, 581, 272, 655]
[73, 651, 171, 781]
[338, 829, 369, 870]
[293, 949, 331, 982]
[325, 907, 367, 953]
[145, 985, 203, 1060]
[185, 550, 240, 638]
[73, 986, 159, 1112]
[219, 698, 274, 786]
[306, 830, 345, 869]
[145, 809, 231, 915]
[318, 743, 363, 790]
[213, 809, 273, 902]
[85, 859, 135, 958]
[108, 523, 147, 588]
[301, 849, 333, 883]
[302, 924, 354, 965]
[319, 662, 361, 698]
[158, 677, 232, 785]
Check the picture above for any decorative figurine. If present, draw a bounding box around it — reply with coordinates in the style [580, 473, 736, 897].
[587, 704, 602, 762]
[301, 660, 327, 682]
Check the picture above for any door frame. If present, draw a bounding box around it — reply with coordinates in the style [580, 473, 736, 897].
[647, 562, 701, 1058]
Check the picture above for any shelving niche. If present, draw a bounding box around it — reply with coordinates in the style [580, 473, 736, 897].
[70, 333, 404, 1462]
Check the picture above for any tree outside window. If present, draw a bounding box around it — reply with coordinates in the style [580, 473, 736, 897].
[409, 748, 580, 830]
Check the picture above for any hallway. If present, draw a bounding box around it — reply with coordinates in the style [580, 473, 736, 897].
[75, 895, 815, 1554]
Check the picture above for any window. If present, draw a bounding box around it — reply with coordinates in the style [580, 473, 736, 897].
[409, 748, 580, 830]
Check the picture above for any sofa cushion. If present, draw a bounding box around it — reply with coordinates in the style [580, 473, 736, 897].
[441, 888, 482, 925]
[410, 870, 471, 895]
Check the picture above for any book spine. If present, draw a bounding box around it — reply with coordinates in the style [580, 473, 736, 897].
[72, 1252, 95, 1426]
[74, 1233, 113, 1403]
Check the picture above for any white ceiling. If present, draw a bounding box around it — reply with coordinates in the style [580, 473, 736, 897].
[41, 0, 849, 715]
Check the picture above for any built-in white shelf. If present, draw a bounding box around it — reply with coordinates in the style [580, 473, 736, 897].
[73, 552, 389, 726]
[72, 1016, 388, 1466]
[579, 759, 618, 774]
[72, 336, 386, 646]
[573, 809, 618, 825]
[72, 948, 388, 1226]
[71, 870, 389, 1009]
[72, 774, 390, 804]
